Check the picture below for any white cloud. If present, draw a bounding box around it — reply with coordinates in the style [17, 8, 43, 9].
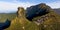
[0, 1, 35, 13]
[0, 0, 60, 13]
[46, 1, 60, 8]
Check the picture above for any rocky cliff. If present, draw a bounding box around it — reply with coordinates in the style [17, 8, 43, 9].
[26, 3, 52, 21]
[26, 3, 60, 30]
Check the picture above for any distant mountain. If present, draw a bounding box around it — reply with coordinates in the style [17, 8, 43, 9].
[0, 11, 16, 13]
[0, 13, 16, 22]
[53, 8, 60, 15]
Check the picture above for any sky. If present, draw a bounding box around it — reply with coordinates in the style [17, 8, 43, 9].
[0, 0, 60, 13]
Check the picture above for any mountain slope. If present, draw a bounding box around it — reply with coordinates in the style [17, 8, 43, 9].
[5, 7, 39, 30]
[5, 3, 60, 30]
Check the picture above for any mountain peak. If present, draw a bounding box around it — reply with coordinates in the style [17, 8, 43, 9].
[17, 7, 25, 17]
[26, 3, 52, 21]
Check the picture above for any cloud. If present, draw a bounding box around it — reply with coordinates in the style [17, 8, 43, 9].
[0, 1, 35, 13]
[46, 1, 60, 8]
[0, 0, 60, 13]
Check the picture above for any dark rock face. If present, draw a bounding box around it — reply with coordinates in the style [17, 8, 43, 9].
[0, 19, 11, 30]
[26, 3, 51, 21]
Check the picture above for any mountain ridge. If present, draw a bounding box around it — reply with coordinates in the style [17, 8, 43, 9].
[5, 3, 60, 30]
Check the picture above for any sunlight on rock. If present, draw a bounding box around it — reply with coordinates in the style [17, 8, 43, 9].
[22, 26, 25, 30]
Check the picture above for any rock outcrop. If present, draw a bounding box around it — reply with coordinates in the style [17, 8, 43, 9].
[26, 3, 60, 30]
[5, 7, 39, 30]
[17, 7, 25, 17]
[26, 3, 52, 21]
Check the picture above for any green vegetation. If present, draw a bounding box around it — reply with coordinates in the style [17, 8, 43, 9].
[0, 13, 16, 22]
